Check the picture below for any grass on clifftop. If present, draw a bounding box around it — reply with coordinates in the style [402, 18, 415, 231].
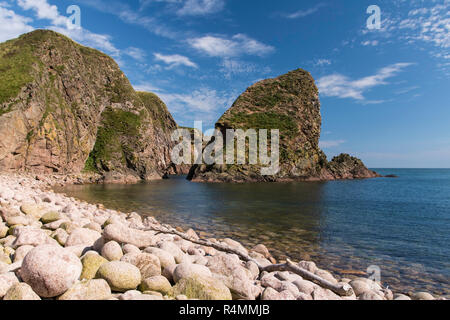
[0, 37, 36, 106]
[84, 107, 142, 172]
[227, 112, 298, 139]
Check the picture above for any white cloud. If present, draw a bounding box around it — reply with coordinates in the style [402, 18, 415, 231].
[0, 4, 34, 42]
[177, 0, 224, 16]
[125, 47, 147, 61]
[362, 40, 379, 46]
[314, 59, 331, 66]
[77, 0, 178, 39]
[160, 88, 231, 112]
[360, 2, 449, 73]
[317, 63, 413, 101]
[15, 0, 120, 56]
[17, 0, 69, 27]
[218, 59, 271, 79]
[319, 140, 346, 148]
[189, 34, 275, 58]
[284, 3, 326, 19]
[154, 53, 198, 68]
[133, 82, 162, 93]
[399, 4, 450, 49]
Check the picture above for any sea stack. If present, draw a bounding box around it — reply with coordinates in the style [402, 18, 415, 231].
[188, 69, 379, 182]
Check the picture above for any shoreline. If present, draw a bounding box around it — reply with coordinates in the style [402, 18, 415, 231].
[0, 172, 444, 300]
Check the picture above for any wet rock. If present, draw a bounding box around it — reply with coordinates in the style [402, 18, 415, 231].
[312, 287, 342, 300]
[394, 294, 412, 300]
[251, 244, 271, 259]
[358, 291, 384, 300]
[411, 292, 434, 300]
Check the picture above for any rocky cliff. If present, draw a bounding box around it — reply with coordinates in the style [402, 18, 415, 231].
[0, 30, 178, 182]
[188, 69, 379, 182]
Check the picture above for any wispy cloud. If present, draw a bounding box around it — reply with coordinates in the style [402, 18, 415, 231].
[124, 47, 147, 62]
[133, 82, 163, 93]
[317, 63, 413, 101]
[0, 4, 34, 42]
[319, 140, 346, 148]
[284, 3, 326, 19]
[360, 2, 449, 73]
[77, 0, 178, 39]
[188, 34, 275, 58]
[177, 0, 225, 16]
[15, 0, 121, 56]
[154, 53, 198, 68]
[314, 58, 332, 66]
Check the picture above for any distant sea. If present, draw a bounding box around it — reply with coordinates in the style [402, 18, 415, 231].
[57, 169, 450, 295]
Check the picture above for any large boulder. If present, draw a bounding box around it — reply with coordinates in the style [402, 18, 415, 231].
[0, 272, 19, 298]
[120, 252, 161, 279]
[20, 244, 82, 297]
[173, 276, 232, 300]
[144, 247, 176, 269]
[58, 279, 112, 300]
[101, 241, 123, 261]
[96, 261, 141, 292]
[65, 228, 102, 247]
[12, 227, 58, 248]
[3, 283, 41, 300]
[206, 253, 258, 300]
[80, 251, 108, 280]
[139, 275, 172, 296]
[173, 263, 212, 283]
[103, 224, 156, 248]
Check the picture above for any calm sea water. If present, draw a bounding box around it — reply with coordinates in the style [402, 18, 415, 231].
[57, 169, 450, 295]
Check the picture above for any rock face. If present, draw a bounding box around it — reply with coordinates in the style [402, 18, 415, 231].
[188, 69, 379, 182]
[0, 30, 179, 181]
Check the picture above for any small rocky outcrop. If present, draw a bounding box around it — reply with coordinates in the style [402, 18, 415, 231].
[0, 30, 180, 182]
[188, 69, 379, 182]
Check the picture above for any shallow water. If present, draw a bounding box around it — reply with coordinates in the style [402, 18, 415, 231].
[57, 169, 450, 295]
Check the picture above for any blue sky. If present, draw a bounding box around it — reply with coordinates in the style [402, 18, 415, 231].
[1, 0, 449, 167]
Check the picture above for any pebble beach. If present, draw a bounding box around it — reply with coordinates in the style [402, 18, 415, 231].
[0, 173, 443, 301]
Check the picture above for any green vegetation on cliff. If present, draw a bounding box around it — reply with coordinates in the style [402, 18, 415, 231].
[0, 37, 36, 105]
[85, 107, 142, 172]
